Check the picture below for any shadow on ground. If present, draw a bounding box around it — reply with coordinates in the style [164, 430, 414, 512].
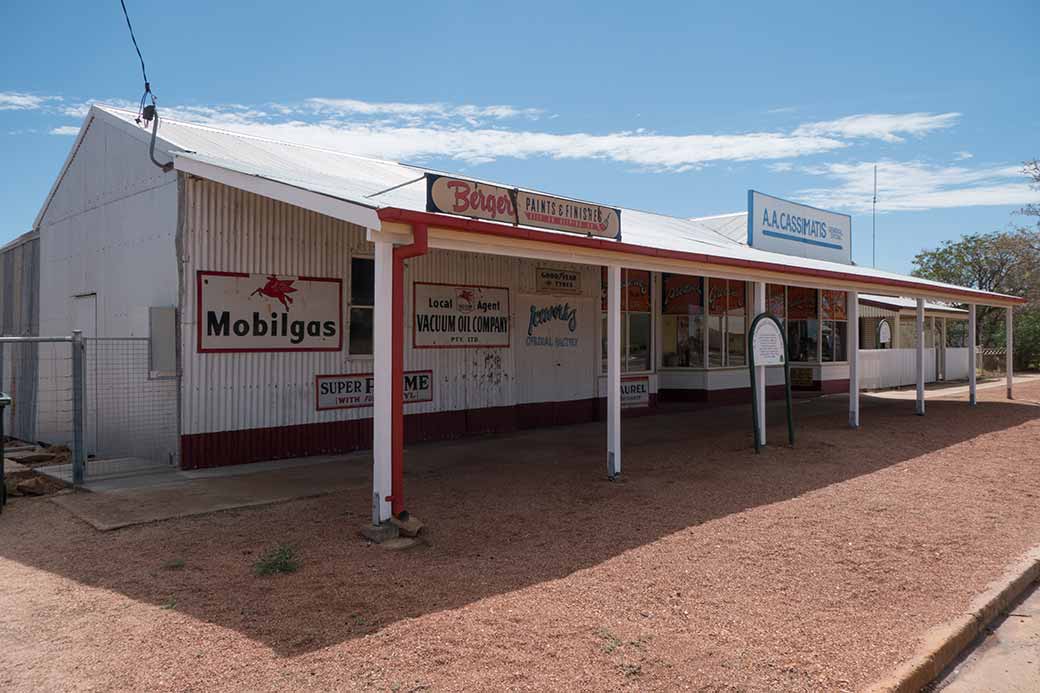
[2, 389, 1038, 657]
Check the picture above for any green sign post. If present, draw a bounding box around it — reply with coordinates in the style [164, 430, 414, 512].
[747, 313, 794, 453]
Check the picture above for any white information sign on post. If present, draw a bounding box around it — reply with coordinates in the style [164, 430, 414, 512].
[751, 318, 786, 366]
[878, 318, 892, 345]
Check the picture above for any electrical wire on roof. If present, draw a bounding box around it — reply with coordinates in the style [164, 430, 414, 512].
[119, 0, 173, 172]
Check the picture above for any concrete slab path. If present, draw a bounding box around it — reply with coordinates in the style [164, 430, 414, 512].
[933, 580, 1040, 692]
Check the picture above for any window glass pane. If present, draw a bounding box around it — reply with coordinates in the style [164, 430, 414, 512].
[766, 284, 786, 318]
[787, 287, 818, 320]
[627, 312, 651, 372]
[708, 313, 725, 367]
[623, 269, 651, 312]
[728, 310, 746, 366]
[727, 281, 747, 312]
[662, 273, 703, 315]
[349, 307, 373, 355]
[708, 278, 728, 315]
[350, 258, 375, 306]
[822, 321, 834, 361]
[821, 290, 847, 320]
[832, 320, 848, 361]
[662, 314, 704, 367]
[787, 319, 818, 362]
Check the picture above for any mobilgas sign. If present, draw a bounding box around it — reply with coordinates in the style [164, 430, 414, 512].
[747, 190, 852, 265]
[426, 173, 621, 240]
[197, 271, 342, 352]
[315, 370, 433, 410]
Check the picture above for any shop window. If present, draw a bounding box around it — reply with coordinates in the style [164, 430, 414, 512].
[661, 273, 704, 368]
[946, 320, 968, 347]
[821, 290, 848, 362]
[600, 268, 653, 373]
[707, 278, 747, 368]
[766, 284, 786, 322]
[786, 286, 818, 362]
[349, 257, 375, 355]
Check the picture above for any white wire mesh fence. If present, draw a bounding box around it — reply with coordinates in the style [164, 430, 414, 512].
[82, 338, 178, 476]
[1, 335, 178, 484]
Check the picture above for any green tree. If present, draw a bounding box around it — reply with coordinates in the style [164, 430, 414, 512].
[911, 229, 1039, 344]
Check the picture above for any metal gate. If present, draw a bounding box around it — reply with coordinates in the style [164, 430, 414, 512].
[0, 333, 178, 484]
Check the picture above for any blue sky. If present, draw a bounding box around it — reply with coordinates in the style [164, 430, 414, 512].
[1, 1, 1037, 273]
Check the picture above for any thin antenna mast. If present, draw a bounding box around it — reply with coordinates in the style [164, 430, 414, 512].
[872, 165, 878, 267]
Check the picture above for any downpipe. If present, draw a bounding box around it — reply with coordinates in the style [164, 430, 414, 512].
[387, 223, 428, 518]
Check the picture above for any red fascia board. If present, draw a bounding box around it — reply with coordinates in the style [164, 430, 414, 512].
[377, 207, 1026, 306]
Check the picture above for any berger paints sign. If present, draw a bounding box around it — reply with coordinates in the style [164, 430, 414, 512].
[315, 370, 433, 411]
[197, 271, 342, 352]
[413, 282, 510, 348]
[426, 173, 621, 239]
[747, 190, 852, 265]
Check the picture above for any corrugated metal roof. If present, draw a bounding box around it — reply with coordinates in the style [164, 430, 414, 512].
[859, 293, 968, 314]
[87, 105, 1020, 305]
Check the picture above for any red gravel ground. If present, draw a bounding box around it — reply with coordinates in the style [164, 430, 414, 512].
[2, 382, 1039, 692]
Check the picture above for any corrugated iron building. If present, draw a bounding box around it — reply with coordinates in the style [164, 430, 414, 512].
[16, 103, 1020, 491]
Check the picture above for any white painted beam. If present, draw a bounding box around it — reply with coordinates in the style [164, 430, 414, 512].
[1007, 307, 1014, 400]
[849, 289, 860, 428]
[607, 265, 622, 478]
[916, 298, 925, 416]
[371, 238, 393, 524]
[968, 304, 977, 406]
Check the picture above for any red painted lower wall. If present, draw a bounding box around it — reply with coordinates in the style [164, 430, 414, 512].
[178, 382, 849, 470]
[179, 396, 653, 470]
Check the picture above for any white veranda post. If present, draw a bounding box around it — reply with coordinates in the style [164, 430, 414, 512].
[848, 289, 859, 428]
[915, 298, 925, 416]
[753, 282, 766, 445]
[1007, 306, 1014, 400]
[370, 236, 394, 524]
[968, 304, 977, 406]
[607, 265, 622, 478]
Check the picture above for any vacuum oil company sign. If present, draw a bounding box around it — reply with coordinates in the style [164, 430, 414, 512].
[315, 370, 433, 410]
[747, 190, 852, 265]
[197, 271, 342, 352]
[413, 282, 510, 348]
[426, 173, 621, 239]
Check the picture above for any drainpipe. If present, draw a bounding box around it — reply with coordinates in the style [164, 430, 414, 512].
[387, 223, 428, 518]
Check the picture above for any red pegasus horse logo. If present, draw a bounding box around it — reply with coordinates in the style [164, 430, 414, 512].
[251, 275, 298, 310]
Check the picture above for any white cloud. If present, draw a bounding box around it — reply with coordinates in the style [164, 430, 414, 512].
[794, 112, 961, 143]
[953, 150, 973, 160]
[156, 114, 848, 170]
[49, 125, 79, 136]
[304, 98, 544, 124]
[795, 160, 1037, 212]
[0, 91, 60, 111]
[768, 162, 794, 172]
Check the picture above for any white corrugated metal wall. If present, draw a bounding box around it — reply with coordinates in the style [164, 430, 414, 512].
[180, 179, 602, 438]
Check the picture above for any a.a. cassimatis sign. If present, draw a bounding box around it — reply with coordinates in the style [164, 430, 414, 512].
[747, 190, 852, 265]
[426, 173, 621, 240]
[197, 271, 342, 352]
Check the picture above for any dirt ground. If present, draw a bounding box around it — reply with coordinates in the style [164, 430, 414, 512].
[2, 383, 1040, 692]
